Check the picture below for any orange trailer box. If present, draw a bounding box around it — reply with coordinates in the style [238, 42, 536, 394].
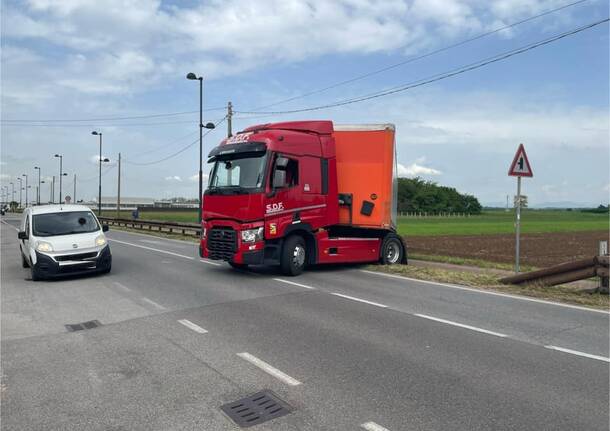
[333, 124, 397, 229]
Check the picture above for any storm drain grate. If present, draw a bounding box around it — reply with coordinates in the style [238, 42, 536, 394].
[220, 390, 292, 427]
[65, 320, 102, 332]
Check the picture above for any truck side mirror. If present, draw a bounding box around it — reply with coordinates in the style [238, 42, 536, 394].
[273, 170, 286, 189]
[18, 231, 28, 240]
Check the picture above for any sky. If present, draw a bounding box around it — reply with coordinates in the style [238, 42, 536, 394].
[1, 0, 608, 207]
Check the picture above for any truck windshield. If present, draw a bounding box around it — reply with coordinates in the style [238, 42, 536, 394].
[208, 154, 267, 192]
[32, 211, 100, 237]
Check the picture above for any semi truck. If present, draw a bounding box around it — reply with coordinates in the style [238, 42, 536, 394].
[200, 120, 407, 275]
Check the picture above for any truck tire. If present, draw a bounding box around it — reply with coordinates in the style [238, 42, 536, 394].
[229, 262, 248, 270]
[21, 252, 29, 268]
[280, 235, 306, 276]
[380, 233, 405, 265]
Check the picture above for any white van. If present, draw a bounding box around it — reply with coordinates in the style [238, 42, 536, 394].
[18, 205, 112, 280]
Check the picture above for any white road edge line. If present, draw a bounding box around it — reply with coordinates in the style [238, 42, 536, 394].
[200, 259, 221, 266]
[141, 297, 167, 310]
[1, 220, 19, 231]
[361, 422, 391, 431]
[112, 282, 131, 292]
[108, 238, 195, 260]
[545, 345, 610, 363]
[331, 293, 387, 308]
[178, 319, 208, 334]
[273, 278, 316, 290]
[361, 270, 610, 315]
[237, 352, 302, 386]
[415, 313, 507, 338]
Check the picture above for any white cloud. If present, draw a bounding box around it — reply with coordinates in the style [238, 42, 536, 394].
[397, 158, 442, 177]
[2, 0, 572, 99]
[164, 175, 182, 182]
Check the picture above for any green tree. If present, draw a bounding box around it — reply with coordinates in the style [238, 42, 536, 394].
[397, 177, 482, 214]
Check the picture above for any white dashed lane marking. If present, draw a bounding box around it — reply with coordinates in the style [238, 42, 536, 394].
[237, 352, 302, 386]
[178, 319, 208, 334]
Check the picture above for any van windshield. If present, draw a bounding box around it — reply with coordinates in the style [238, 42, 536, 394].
[207, 154, 267, 193]
[32, 211, 100, 237]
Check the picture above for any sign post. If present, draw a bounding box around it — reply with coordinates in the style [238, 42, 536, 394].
[508, 143, 533, 272]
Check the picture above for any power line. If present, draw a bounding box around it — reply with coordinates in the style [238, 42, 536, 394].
[1, 107, 225, 124]
[245, 0, 592, 111]
[1, 120, 197, 128]
[236, 18, 609, 116]
[124, 117, 227, 166]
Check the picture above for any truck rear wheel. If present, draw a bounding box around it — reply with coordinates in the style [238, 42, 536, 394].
[381, 233, 405, 265]
[280, 235, 306, 276]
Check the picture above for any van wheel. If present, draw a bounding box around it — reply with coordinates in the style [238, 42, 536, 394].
[30, 266, 41, 281]
[229, 262, 248, 270]
[281, 235, 306, 276]
[380, 233, 405, 265]
[21, 253, 29, 268]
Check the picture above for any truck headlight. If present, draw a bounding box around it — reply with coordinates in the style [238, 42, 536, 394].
[202, 227, 207, 239]
[241, 227, 264, 243]
[36, 241, 53, 252]
[95, 235, 107, 247]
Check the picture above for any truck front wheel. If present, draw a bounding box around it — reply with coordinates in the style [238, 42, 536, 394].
[280, 235, 306, 276]
[381, 233, 405, 265]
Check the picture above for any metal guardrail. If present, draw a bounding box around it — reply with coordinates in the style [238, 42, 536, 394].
[500, 255, 609, 293]
[99, 217, 201, 238]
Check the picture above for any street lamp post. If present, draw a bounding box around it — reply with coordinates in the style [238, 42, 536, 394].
[186, 72, 215, 224]
[54, 154, 64, 204]
[91, 131, 103, 214]
[9, 182, 14, 206]
[17, 178, 22, 208]
[22, 174, 28, 207]
[91, 131, 110, 214]
[34, 166, 41, 205]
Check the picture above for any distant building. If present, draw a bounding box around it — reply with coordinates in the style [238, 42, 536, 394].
[85, 197, 198, 210]
[86, 197, 155, 211]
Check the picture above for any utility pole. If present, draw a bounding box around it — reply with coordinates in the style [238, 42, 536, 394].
[52, 176, 55, 203]
[73, 174, 77, 204]
[227, 101, 233, 137]
[117, 152, 121, 218]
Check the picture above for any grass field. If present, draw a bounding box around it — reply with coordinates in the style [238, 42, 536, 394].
[103, 209, 609, 237]
[398, 209, 609, 236]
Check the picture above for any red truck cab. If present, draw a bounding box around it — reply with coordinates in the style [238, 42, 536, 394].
[200, 120, 406, 275]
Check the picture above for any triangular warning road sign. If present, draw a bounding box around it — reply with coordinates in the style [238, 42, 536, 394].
[508, 144, 533, 177]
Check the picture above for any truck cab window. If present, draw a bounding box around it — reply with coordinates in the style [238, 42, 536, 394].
[285, 159, 298, 187]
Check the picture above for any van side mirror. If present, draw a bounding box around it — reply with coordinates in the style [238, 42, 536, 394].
[102, 224, 109, 232]
[273, 170, 286, 189]
[18, 231, 28, 240]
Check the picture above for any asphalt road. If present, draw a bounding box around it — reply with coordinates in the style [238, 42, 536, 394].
[1, 216, 608, 431]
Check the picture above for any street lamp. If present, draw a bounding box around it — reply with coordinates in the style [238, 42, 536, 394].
[17, 177, 22, 208]
[186, 72, 215, 224]
[22, 174, 28, 207]
[91, 131, 110, 214]
[54, 154, 65, 204]
[34, 166, 41, 205]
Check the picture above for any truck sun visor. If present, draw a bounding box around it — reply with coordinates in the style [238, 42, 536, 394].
[207, 142, 267, 162]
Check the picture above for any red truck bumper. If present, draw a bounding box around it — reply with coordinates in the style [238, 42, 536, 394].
[200, 220, 267, 265]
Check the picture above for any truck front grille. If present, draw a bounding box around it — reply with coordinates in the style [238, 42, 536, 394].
[207, 227, 237, 261]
